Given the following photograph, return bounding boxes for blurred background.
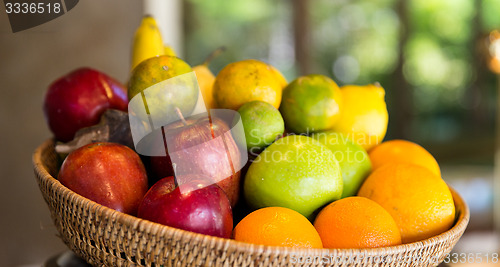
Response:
[1,0,499,266]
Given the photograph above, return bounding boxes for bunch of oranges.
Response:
[233,140,456,249]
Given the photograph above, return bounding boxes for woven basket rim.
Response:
[33,138,470,256]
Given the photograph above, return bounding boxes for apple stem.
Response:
[202,46,226,66]
[174,107,188,126]
[172,163,179,187]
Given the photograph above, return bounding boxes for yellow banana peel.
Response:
[131,16,165,71]
[163,45,177,57]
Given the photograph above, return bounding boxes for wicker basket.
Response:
[33,139,469,267]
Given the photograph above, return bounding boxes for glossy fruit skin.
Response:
[280,74,343,134]
[193,65,216,111]
[331,84,388,151]
[237,100,284,151]
[244,135,343,219]
[58,142,149,215]
[130,16,165,71]
[137,176,233,238]
[312,131,372,198]
[269,65,288,89]
[128,56,193,100]
[234,207,323,248]
[127,55,196,126]
[369,139,441,177]
[43,68,128,142]
[149,115,242,207]
[213,59,284,110]
[313,197,402,249]
[358,163,455,243]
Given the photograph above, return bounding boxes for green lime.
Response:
[280,74,342,134]
[237,101,284,151]
[312,131,372,198]
[244,135,343,219]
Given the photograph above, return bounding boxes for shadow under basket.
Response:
[33,139,470,267]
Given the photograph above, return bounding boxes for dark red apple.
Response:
[58,142,149,215]
[137,176,233,238]
[43,67,128,142]
[149,113,242,207]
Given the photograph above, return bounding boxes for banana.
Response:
[131,16,165,71]
[163,44,177,57]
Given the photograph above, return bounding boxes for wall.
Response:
[0,1,142,265]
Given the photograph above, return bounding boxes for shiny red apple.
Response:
[43,67,128,142]
[58,142,149,215]
[137,176,233,238]
[149,113,242,207]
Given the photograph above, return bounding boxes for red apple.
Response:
[149,112,242,207]
[58,142,149,215]
[137,176,233,238]
[43,68,128,142]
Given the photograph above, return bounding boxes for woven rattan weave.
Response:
[33,139,469,267]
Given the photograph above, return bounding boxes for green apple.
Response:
[312,131,371,198]
[244,135,343,219]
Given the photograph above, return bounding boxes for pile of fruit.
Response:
[42,16,456,250]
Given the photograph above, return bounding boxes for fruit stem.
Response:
[172,163,179,187]
[174,107,188,126]
[202,46,226,66]
[374,82,382,87]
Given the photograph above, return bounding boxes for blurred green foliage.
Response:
[184,0,278,74]
[185,0,500,159]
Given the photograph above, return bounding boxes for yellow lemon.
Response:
[193,64,216,110]
[192,47,226,111]
[332,83,388,150]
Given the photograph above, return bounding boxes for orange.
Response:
[368,139,441,177]
[127,55,196,127]
[128,55,193,101]
[313,197,401,249]
[213,59,284,110]
[233,207,323,248]
[358,163,455,243]
[269,64,288,89]
[280,74,343,134]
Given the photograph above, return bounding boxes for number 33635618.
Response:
[5,2,62,14]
